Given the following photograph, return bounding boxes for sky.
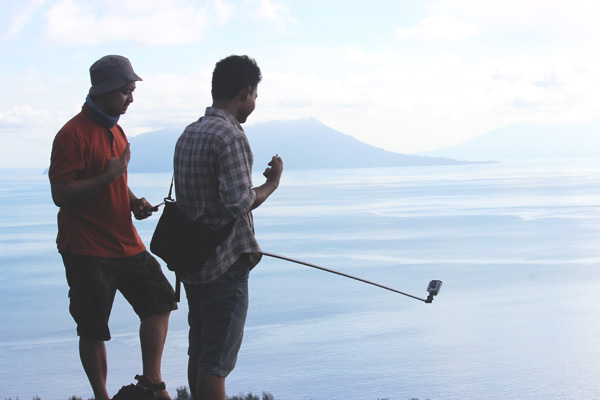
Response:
[1,0,600,168]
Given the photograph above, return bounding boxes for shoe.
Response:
[134,374,170,400]
[112,383,154,400]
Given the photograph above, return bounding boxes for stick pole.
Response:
[261,251,429,302]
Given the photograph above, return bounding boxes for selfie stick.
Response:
[261,251,442,303]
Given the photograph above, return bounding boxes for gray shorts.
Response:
[62,250,178,341]
[184,255,251,377]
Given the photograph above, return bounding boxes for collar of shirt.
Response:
[205,106,244,132]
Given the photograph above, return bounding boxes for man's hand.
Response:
[252,154,283,210]
[131,197,155,220]
[263,154,283,188]
[105,143,131,181]
[50,144,132,207]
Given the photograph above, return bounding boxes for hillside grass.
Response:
[4,386,428,400]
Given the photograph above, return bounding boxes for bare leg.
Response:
[188,357,226,400]
[79,337,110,400]
[139,311,171,399]
[196,372,226,400]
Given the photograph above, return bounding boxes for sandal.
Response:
[135,374,170,400]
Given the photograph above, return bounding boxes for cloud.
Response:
[41,0,296,46]
[126,70,213,135]
[250,0,295,33]
[3,0,600,167]
[44,0,214,45]
[0,105,58,168]
[1,0,47,39]
[395,15,478,42]
[431,0,600,45]
[0,105,49,128]
[248,35,600,153]
[211,0,233,26]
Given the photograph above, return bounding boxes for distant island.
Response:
[128,118,490,172]
[418,121,600,160]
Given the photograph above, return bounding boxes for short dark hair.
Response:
[211,55,262,100]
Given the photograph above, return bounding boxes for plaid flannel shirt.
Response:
[174,107,262,283]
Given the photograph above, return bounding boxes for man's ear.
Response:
[239,85,251,101]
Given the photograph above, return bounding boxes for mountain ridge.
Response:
[419,121,600,160]
[128,117,485,172]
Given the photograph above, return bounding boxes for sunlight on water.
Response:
[1,161,600,399]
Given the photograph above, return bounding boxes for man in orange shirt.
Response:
[49,55,177,400]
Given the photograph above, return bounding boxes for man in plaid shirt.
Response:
[174,55,283,400]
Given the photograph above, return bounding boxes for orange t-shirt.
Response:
[48,105,145,257]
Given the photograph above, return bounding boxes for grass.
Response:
[4,387,429,400]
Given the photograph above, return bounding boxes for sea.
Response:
[1,159,600,400]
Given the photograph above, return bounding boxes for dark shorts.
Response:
[62,250,177,341]
[184,255,251,378]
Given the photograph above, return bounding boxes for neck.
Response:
[85,95,120,128]
[212,100,242,122]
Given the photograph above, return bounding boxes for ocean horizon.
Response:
[2,159,600,400]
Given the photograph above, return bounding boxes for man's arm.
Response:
[128,186,155,220]
[252,155,283,210]
[50,143,131,207]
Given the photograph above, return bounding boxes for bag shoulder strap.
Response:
[166,174,175,202]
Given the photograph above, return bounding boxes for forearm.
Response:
[128,186,138,203]
[251,181,278,210]
[251,154,283,210]
[51,142,130,207]
[128,186,156,220]
[51,173,116,206]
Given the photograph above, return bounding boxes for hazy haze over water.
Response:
[1,160,600,399]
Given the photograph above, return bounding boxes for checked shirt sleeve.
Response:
[217,135,256,218]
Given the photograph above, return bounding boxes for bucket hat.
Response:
[88,55,142,96]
